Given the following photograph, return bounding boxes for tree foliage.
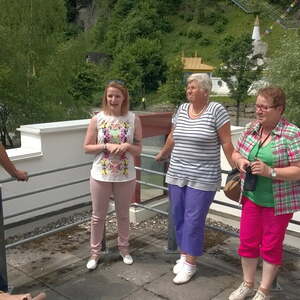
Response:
[0,0,92,134]
[266,32,300,126]
[157,56,186,107]
[109,38,166,107]
[217,34,263,125]
[93,0,173,107]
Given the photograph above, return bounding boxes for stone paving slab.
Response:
[108,256,170,287]
[122,288,164,300]
[5,216,300,300]
[145,263,236,300]
[50,269,137,300]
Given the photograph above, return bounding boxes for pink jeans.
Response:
[89,177,136,256]
[239,197,293,265]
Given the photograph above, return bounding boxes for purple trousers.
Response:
[169,184,215,256]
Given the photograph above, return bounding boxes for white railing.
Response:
[1,119,299,235]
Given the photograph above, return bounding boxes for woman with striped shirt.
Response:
[156,73,234,284]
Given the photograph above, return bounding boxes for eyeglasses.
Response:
[108,80,125,86]
[255,104,278,112]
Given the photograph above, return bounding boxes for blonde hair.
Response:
[101,81,129,116]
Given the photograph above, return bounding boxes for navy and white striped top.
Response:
[166,102,230,191]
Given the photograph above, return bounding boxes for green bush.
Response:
[199,38,211,46]
[214,22,225,34]
[205,12,218,26]
[186,26,203,39]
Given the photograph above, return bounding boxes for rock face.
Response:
[75,0,98,31]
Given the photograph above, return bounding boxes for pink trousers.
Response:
[239,197,293,265]
[89,177,136,256]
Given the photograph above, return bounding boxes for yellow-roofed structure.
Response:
[181,53,214,73]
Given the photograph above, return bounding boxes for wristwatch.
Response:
[270,168,277,178]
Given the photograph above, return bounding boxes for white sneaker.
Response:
[228,282,254,300]
[176,254,187,264]
[173,262,196,285]
[86,256,100,270]
[121,254,133,265]
[173,256,186,274]
[252,290,270,300]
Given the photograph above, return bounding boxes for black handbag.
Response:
[223,168,241,202]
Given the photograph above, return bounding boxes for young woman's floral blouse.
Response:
[90,111,136,182]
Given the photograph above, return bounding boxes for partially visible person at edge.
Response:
[0,291,46,300]
[228,86,300,300]
[0,144,28,181]
[84,80,142,270]
[0,147,46,299]
[155,73,234,285]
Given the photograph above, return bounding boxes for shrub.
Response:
[205,12,217,26]
[186,26,203,39]
[214,22,225,34]
[199,38,211,46]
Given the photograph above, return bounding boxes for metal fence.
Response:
[0,153,300,291]
[230,0,299,29]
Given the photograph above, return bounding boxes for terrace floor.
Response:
[5,214,300,300]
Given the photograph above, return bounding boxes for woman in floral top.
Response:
[84,81,142,270]
[229,87,300,300]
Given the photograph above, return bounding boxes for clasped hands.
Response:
[235,157,271,177]
[106,143,130,155]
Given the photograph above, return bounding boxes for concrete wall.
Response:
[1,120,299,235]
[1,120,93,227]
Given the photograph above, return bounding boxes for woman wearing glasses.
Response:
[156,73,234,284]
[229,87,300,300]
[84,81,142,270]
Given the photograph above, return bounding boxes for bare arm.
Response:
[83,115,142,157]
[155,128,175,162]
[0,291,46,300]
[232,149,250,173]
[83,116,105,154]
[218,122,235,168]
[0,145,28,181]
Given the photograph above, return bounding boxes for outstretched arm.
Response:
[0,291,46,300]
[0,145,28,181]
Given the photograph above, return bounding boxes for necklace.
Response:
[190,103,207,117]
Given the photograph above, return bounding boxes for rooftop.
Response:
[6,214,300,300]
[181,56,214,72]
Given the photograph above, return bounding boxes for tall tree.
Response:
[217,34,263,125]
[110,38,166,107]
[0,0,91,132]
[266,32,300,126]
[157,56,185,108]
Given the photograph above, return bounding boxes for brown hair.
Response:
[101,81,129,116]
[257,86,286,113]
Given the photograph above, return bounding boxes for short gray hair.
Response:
[187,73,212,94]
